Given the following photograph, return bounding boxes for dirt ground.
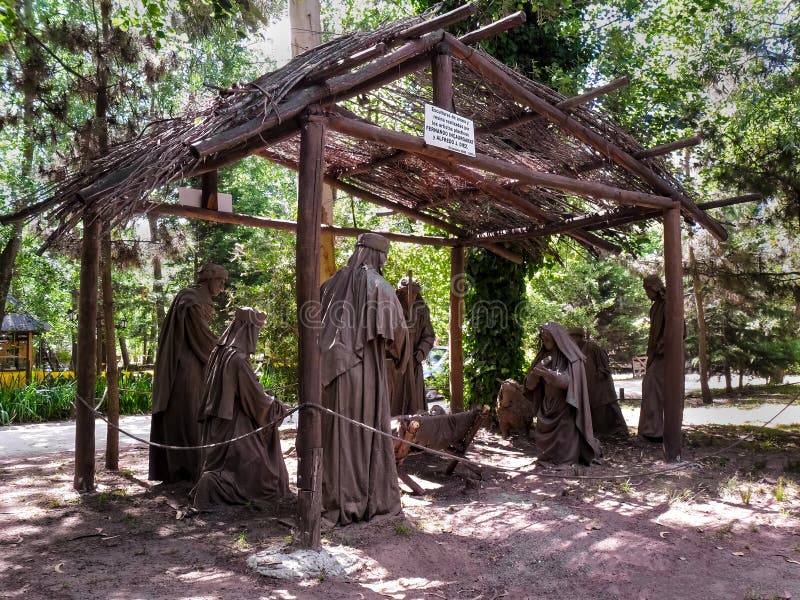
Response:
[1,403,800,599]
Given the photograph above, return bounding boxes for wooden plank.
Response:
[101,231,120,471]
[295,108,325,550]
[445,33,729,242]
[662,203,684,462]
[326,113,675,209]
[398,2,477,40]
[74,215,100,492]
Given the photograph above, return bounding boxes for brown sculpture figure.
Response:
[149,263,228,483]
[388,275,435,416]
[524,322,600,465]
[639,274,666,442]
[568,328,628,439]
[319,233,410,526]
[190,307,290,509]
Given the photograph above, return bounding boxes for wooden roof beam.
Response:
[422,156,620,254]
[444,33,728,242]
[341,75,630,178]
[142,202,458,246]
[468,193,764,243]
[254,148,523,264]
[573,134,702,174]
[326,112,676,209]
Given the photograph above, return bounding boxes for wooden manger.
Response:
[392,405,491,495]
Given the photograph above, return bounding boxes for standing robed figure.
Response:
[149,263,228,483]
[319,233,410,526]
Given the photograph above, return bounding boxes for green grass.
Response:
[0,372,154,425]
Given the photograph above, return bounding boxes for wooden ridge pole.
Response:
[295,107,325,550]
[663,203,684,462]
[444,33,728,242]
[574,135,702,174]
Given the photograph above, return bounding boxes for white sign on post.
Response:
[423,104,475,157]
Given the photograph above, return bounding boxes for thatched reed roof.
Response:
[3,3,726,259]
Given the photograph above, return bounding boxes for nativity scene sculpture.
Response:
[149,263,228,484]
[568,328,629,439]
[387,275,435,416]
[639,274,666,442]
[318,233,410,526]
[524,322,600,465]
[190,307,290,509]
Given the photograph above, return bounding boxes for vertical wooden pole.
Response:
[431,41,463,413]
[101,232,120,470]
[290,0,336,284]
[201,171,218,211]
[663,202,684,462]
[75,215,101,492]
[295,106,325,550]
[449,246,465,413]
[432,41,454,111]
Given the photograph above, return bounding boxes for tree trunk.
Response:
[0,0,36,328]
[101,232,120,470]
[119,336,130,370]
[724,362,733,394]
[688,243,712,404]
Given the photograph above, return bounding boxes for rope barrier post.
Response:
[295,105,326,550]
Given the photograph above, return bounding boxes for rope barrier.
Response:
[73,387,800,482]
[72,394,300,451]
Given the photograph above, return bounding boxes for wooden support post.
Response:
[432,41,454,111]
[663,203,684,462]
[201,171,218,210]
[295,107,325,550]
[449,246,465,413]
[74,215,100,492]
[101,231,120,471]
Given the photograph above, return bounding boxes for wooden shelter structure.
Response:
[0,296,52,385]
[2,4,733,548]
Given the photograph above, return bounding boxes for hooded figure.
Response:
[568,328,629,439]
[387,275,435,416]
[639,274,666,441]
[524,322,600,465]
[319,233,410,526]
[190,307,289,509]
[149,263,228,483]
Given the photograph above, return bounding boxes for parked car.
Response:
[423,345,448,380]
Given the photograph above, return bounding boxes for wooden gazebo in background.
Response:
[2,3,738,548]
[0,296,52,386]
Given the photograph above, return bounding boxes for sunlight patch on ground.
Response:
[361,576,450,599]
